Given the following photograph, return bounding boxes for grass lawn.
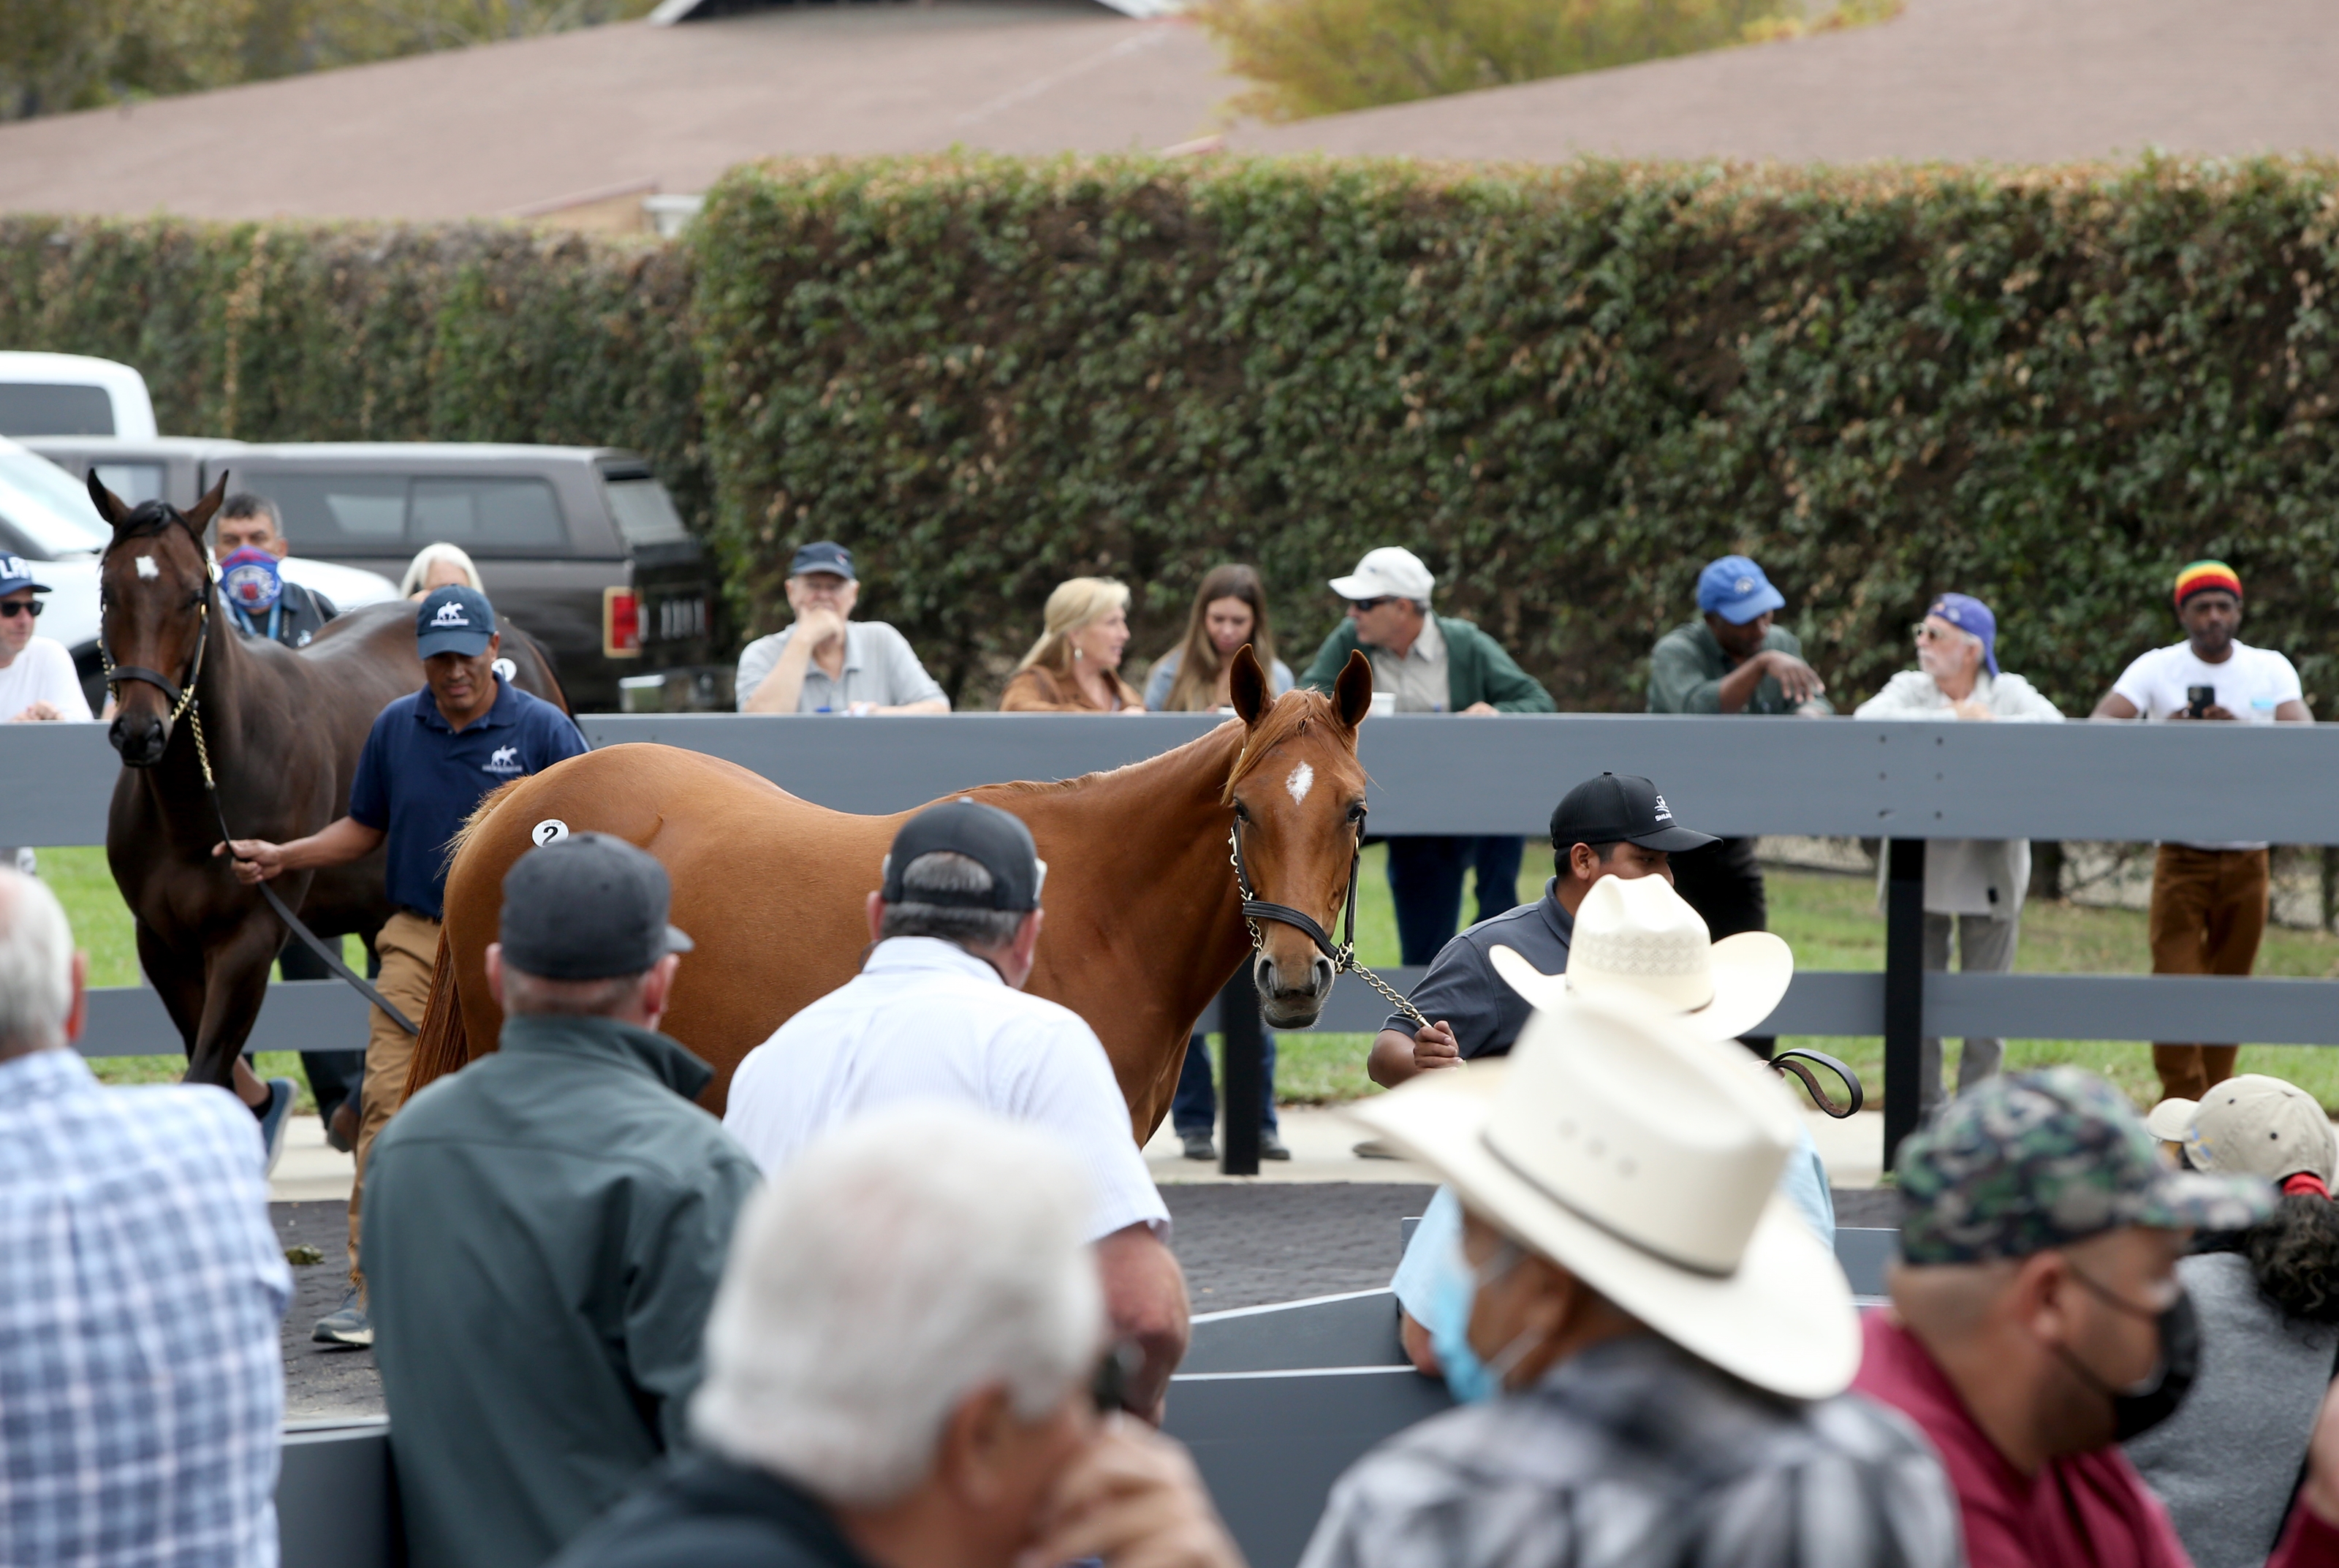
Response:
[44,838,2339,1116]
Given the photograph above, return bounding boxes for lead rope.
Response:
[1228,823,1430,1030]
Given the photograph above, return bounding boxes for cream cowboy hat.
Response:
[1488,874,1793,1042]
[1346,991,1858,1400]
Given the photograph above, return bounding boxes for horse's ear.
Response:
[1229,643,1270,728]
[1333,648,1374,731]
[182,471,229,538]
[86,469,131,529]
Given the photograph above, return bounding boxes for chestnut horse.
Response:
[92,473,566,1091]
[406,647,1376,1135]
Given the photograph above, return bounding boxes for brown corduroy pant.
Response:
[2147,844,2270,1103]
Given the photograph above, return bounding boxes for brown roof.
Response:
[0,1,1234,223]
[1229,0,2339,165]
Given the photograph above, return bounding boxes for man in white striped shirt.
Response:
[724,799,1186,1417]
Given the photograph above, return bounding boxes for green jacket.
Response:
[1646,621,1835,715]
[1299,615,1554,712]
[363,1012,762,1568]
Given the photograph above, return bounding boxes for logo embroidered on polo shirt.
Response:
[485,745,523,777]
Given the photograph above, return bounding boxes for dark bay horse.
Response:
[406,647,1377,1135]
[92,473,566,1091]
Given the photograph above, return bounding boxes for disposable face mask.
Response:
[1428,1234,1542,1404]
[2055,1268,2199,1442]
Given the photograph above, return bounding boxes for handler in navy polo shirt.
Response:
[1363,773,1714,1090]
[221,585,588,1347]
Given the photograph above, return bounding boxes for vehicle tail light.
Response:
[604,587,641,659]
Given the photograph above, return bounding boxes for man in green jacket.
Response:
[1645,554,1830,1056]
[363,833,760,1568]
[1301,547,1554,965]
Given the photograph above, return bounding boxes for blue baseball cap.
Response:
[415,585,496,659]
[789,540,855,581]
[1928,592,1999,678]
[0,555,52,596]
[1695,556,1785,625]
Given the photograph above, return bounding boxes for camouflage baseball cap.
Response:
[1899,1067,2275,1265]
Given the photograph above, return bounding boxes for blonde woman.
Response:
[401,542,485,601]
[998,577,1145,713]
[1145,564,1294,713]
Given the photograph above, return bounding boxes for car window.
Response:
[92,462,167,507]
[263,473,409,550]
[412,477,566,550]
[0,384,115,437]
[604,477,689,547]
[0,444,110,555]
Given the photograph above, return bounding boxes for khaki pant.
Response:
[2148,844,2270,1103]
[348,910,439,1289]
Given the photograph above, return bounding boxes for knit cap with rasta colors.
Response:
[2175,560,2243,609]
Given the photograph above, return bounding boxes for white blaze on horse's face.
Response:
[135,555,159,580]
[1284,761,1314,807]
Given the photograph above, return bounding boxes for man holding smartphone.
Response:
[2092,560,2312,1102]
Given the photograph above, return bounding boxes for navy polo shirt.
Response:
[1385,879,1574,1059]
[348,676,588,921]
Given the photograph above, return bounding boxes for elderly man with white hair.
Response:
[1855,591,2062,1110]
[0,866,291,1568]
[552,1105,1245,1568]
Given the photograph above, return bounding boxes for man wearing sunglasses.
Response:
[0,556,91,727]
[1300,548,1554,971]
[1855,593,2062,1112]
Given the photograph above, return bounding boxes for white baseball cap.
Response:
[2147,1075,2337,1186]
[1329,546,1433,603]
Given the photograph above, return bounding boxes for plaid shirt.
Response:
[0,1050,292,1568]
[1300,1333,1962,1568]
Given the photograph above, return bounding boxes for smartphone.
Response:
[2186,684,2215,718]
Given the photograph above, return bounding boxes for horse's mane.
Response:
[105,504,197,547]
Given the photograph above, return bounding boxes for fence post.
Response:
[1884,839,1927,1170]
[1219,964,1265,1177]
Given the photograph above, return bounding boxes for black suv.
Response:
[24,439,719,712]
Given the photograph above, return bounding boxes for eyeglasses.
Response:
[1347,596,1396,614]
[1911,621,1970,645]
[0,599,42,620]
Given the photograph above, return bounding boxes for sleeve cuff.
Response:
[2272,1500,2339,1568]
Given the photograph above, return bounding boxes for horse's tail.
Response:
[403,925,471,1100]
[406,776,529,1099]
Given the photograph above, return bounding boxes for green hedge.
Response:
[0,217,711,542]
[12,156,2339,717]
[691,154,2339,711]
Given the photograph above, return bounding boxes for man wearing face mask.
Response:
[1856,1067,2339,1567]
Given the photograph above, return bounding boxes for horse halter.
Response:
[1228,814,1429,1029]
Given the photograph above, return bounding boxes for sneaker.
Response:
[1180,1131,1216,1162]
[257,1078,297,1177]
[1259,1129,1292,1162]
[313,1288,373,1349]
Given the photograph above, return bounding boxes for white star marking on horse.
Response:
[1286,761,1314,806]
[135,556,159,580]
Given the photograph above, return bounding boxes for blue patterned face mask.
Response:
[1429,1232,1536,1404]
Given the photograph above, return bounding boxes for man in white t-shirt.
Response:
[0,556,93,726]
[723,798,1187,1417]
[2092,559,2311,1102]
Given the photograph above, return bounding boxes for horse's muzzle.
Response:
[1254,950,1335,1028]
[110,712,168,768]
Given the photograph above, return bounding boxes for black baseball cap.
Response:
[499,832,694,980]
[1550,773,1716,854]
[415,585,496,659]
[881,799,1043,912]
[789,540,855,581]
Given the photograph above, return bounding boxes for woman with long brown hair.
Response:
[1142,564,1293,713]
[998,577,1145,713]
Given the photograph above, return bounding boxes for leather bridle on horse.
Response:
[1227,812,1429,1029]
[100,550,420,1035]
